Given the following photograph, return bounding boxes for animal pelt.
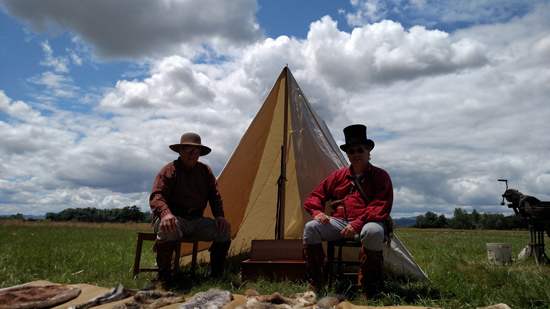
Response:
[478,305,511,309]
[315,295,345,309]
[70,285,185,309]
[70,284,138,309]
[0,284,81,309]
[236,289,342,309]
[178,288,233,309]
[114,289,186,309]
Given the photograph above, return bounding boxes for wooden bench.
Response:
[132,232,199,278]
[241,239,306,282]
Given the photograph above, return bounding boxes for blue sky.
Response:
[1,0,549,219]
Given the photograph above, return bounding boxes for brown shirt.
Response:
[149,158,224,223]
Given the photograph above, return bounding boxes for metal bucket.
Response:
[486,243,512,265]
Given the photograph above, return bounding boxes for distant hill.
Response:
[24,214,46,220]
[393,217,416,228]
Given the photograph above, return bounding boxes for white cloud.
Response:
[0,1,549,219]
[346,0,541,30]
[40,40,69,73]
[0,0,262,61]
[70,52,82,66]
[99,56,217,113]
[0,91,40,121]
[27,71,78,99]
[302,18,488,90]
[533,34,550,61]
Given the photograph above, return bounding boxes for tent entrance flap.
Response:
[275,146,286,240]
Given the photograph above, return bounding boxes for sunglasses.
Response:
[182,147,201,154]
[347,147,365,155]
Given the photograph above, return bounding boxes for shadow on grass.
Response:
[330,274,441,306]
[159,252,440,307]
[163,252,254,294]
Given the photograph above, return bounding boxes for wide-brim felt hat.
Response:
[339,124,375,151]
[169,132,211,156]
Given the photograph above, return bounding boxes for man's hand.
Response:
[215,217,231,232]
[313,213,330,226]
[160,212,179,233]
[340,224,357,239]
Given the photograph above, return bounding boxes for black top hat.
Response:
[339,124,375,151]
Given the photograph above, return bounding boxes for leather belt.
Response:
[181,208,202,221]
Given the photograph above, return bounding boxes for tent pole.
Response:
[275,146,285,240]
[276,67,290,240]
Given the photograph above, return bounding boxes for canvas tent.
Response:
[182,67,428,281]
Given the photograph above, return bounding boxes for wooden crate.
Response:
[241,239,306,282]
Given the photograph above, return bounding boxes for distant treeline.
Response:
[43,206,153,223]
[2,206,527,230]
[412,208,527,230]
[1,214,27,220]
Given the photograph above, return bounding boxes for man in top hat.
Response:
[150,132,231,287]
[302,124,393,298]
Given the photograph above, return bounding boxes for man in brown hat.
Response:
[149,132,231,287]
[302,124,393,298]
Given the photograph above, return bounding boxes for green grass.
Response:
[1,221,549,308]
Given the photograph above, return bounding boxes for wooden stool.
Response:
[326,238,362,288]
[132,232,199,278]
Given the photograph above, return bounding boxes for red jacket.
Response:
[303,163,393,232]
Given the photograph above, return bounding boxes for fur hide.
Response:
[70,284,137,309]
[236,290,343,309]
[114,290,186,309]
[0,284,81,309]
[178,288,234,309]
[315,295,345,309]
[478,305,511,309]
[70,285,185,309]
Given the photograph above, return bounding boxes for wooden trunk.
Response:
[241,239,306,282]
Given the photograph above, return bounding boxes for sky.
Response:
[1,0,549,219]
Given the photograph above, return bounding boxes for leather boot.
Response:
[358,247,384,299]
[209,241,231,278]
[302,243,326,292]
[154,240,177,290]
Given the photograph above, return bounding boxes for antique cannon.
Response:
[499,179,550,265]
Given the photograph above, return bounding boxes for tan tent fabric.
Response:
[178,67,428,281]
[179,68,290,259]
[179,67,345,261]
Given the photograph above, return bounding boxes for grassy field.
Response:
[1,220,549,308]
